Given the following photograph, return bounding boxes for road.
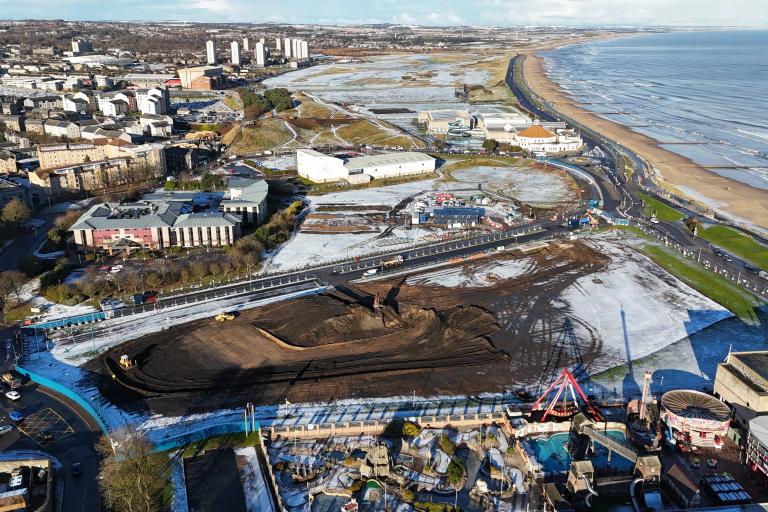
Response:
[51,220,567,346]
[0,214,55,271]
[504,54,768,299]
[1,328,101,512]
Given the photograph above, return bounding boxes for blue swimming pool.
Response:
[527,430,635,474]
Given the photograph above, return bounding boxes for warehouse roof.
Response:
[345,152,434,170]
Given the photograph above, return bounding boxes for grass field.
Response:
[222,93,242,112]
[698,225,768,270]
[223,119,293,154]
[336,119,422,148]
[638,192,685,222]
[299,172,437,195]
[641,244,761,322]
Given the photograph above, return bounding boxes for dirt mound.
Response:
[101,291,505,410]
[97,241,617,415]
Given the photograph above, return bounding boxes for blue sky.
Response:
[2,0,767,27]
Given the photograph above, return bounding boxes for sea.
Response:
[541,30,768,191]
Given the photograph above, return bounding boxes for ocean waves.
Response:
[542,30,768,190]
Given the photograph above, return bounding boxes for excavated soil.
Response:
[98,241,611,415]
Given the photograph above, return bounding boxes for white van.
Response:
[362,269,379,279]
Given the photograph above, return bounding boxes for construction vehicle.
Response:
[215,312,236,322]
[2,372,21,390]
[118,355,135,370]
[382,255,404,268]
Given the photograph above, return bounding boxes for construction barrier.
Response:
[14,365,109,434]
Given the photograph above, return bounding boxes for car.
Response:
[8,411,23,422]
[362,269,379,279]
[72,462,82,477]
[0,424,13,436]
[5,391,20,401]
[40,432,54,445]
[723,255,734,262]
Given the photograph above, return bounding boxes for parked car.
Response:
[72,462,82,477]
[0,424,13,436]
[8,411,24,422]
[5,391,20,401]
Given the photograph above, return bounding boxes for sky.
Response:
[2,0,767,27]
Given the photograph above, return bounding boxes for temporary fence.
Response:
[14,365,109,434]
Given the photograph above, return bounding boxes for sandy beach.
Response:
[522,52,768,229]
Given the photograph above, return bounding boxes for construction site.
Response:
[96,234,731,419]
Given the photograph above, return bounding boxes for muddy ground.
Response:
[96,242,611,415]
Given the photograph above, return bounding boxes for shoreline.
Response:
[521,48,768,230]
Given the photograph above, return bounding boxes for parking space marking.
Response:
[16,407,74,446]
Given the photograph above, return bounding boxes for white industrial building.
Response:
[206,40,217,65]
[297,149,435,184]
[230,41,241,66]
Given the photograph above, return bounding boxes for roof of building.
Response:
[345,151,435,170]
[221,178,268,207]
[666,464,699,498]
[731,352,768,384]
[70,201,239,231]
[749,415,768,447]
[45,119,75,128]
[0,177,21,189]
[517,124,556,139]
[425,109,470,121]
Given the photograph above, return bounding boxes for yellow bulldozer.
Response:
[215,312,236,322]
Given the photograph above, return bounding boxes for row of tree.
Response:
[238,87,293,120]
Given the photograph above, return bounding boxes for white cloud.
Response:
[425,11,464,25]
[392,13,416,24]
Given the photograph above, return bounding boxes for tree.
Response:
[47,227,65,245]
[402,422,420,437]
[190,260,208,281]
[685,216,702,236]
[2,198,30,225]
[97,428,166,512]
[446,457,465,486]
[0,270,27,303]
[482,139,499,151]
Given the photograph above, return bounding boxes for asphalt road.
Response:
[0,215,55,271]
[0,362,101,512]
